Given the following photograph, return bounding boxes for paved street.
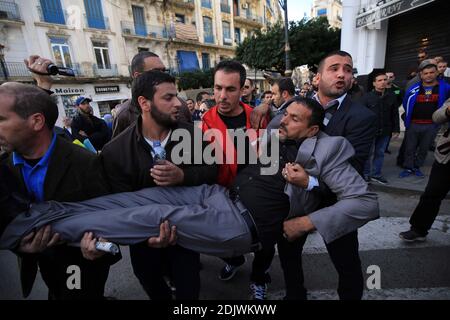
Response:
[1,138,449,300]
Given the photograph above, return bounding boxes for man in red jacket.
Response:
[201,60,269,294]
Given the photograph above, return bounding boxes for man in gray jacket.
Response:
[1,97,379,297]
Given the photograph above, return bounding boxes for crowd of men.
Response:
[0,48,449,301]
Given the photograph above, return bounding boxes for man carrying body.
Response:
[251,50,377,299]
[0,82,117,299]
[100,71,217,300]
[1,98,379,300]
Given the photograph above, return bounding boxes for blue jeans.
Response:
[364,135,391,177]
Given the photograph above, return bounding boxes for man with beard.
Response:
[99,71,217,300]
[250,50,376,299]
[71,97,110,151]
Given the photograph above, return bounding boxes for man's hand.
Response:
[80,232,106,260]
[283,163,309,189]
[18,226,61,254]
[24,55,53,90]
[150,160,184,186]
[78,130,88,137]
[147,221,177,248]
[250,102,270,129]
[283,216,316,242]
[392,132,400,139]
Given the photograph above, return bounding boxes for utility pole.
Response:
[278,0,291,76]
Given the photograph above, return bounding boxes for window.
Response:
[177,51,200,72]
[203,16,214,43]
[93,41,111,69]
[40,0,65,24]
[132,5,147,36]
[222,21,231,45]
[234,28,241,44]
[175,14,185,24]
[220,0,230,13]
[84,0,106,29]
[50,37,72,68]
[202,53,210,71]
[201,0,212,9]
[317,8,327,16]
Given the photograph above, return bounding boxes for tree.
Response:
[236,17,341,73]
[177,69,213,90]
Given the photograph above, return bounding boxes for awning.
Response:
[177,50,200,73]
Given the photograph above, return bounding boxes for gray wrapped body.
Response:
[0,184,253,258]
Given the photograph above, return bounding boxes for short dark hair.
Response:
[131,70,176,114]
[372,71,387,81]
[284,96,325,129]
[261,90,272,99]
[196,91,209,103]
[274,77,296,97]
[318,50,353,73]
[131,51,159,74]
[186,98,195,104]
[0,83,58,130]
[214,60,247,88]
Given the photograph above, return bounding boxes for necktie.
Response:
[323,101,339,127]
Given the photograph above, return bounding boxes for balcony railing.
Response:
[85,14,109,30]
[223,37,232,46]
[93,64,118,77]
[0,61,30,79]
[201,0,212,9]
[247,12,263,24]
[0,1,22,21]
[171,0,195,9]
[204,35,215,44]
[121,21,168,39]
[37,5,66,25]
[220,3,231,14]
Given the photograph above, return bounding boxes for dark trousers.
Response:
[403,124,436,169]
[251,231,363,300]
[130,242,200,300]
[38,245,111,300]
[410,160,450,235]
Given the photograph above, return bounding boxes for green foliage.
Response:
[236,17,341,72]
[177,69,213,90]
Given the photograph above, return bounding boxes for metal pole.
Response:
[279,0,291,76]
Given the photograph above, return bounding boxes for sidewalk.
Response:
[368,133,450,199]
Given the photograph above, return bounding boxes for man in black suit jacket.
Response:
[250,51,376,300]
[0,82,118,299]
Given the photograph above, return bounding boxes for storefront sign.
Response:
[356,0,435,28]
[95,86,120,94]
[54,87,85,95]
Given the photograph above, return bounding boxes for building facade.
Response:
[311,0,342,29]
[0,0,282,126]
[341,0,449,87]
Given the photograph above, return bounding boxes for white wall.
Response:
[340,0,388,75]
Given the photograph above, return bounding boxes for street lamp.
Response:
[0,44,8,81]
[278,0,291,76]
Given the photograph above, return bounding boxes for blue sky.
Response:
[286,0,313,22]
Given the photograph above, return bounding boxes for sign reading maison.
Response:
[356,0,435,28]
[95,86,120,94]
[54,88,85,95]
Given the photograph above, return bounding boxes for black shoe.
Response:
[399,229,427,242]
[218,257,246,281]
[371,176,388,185]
